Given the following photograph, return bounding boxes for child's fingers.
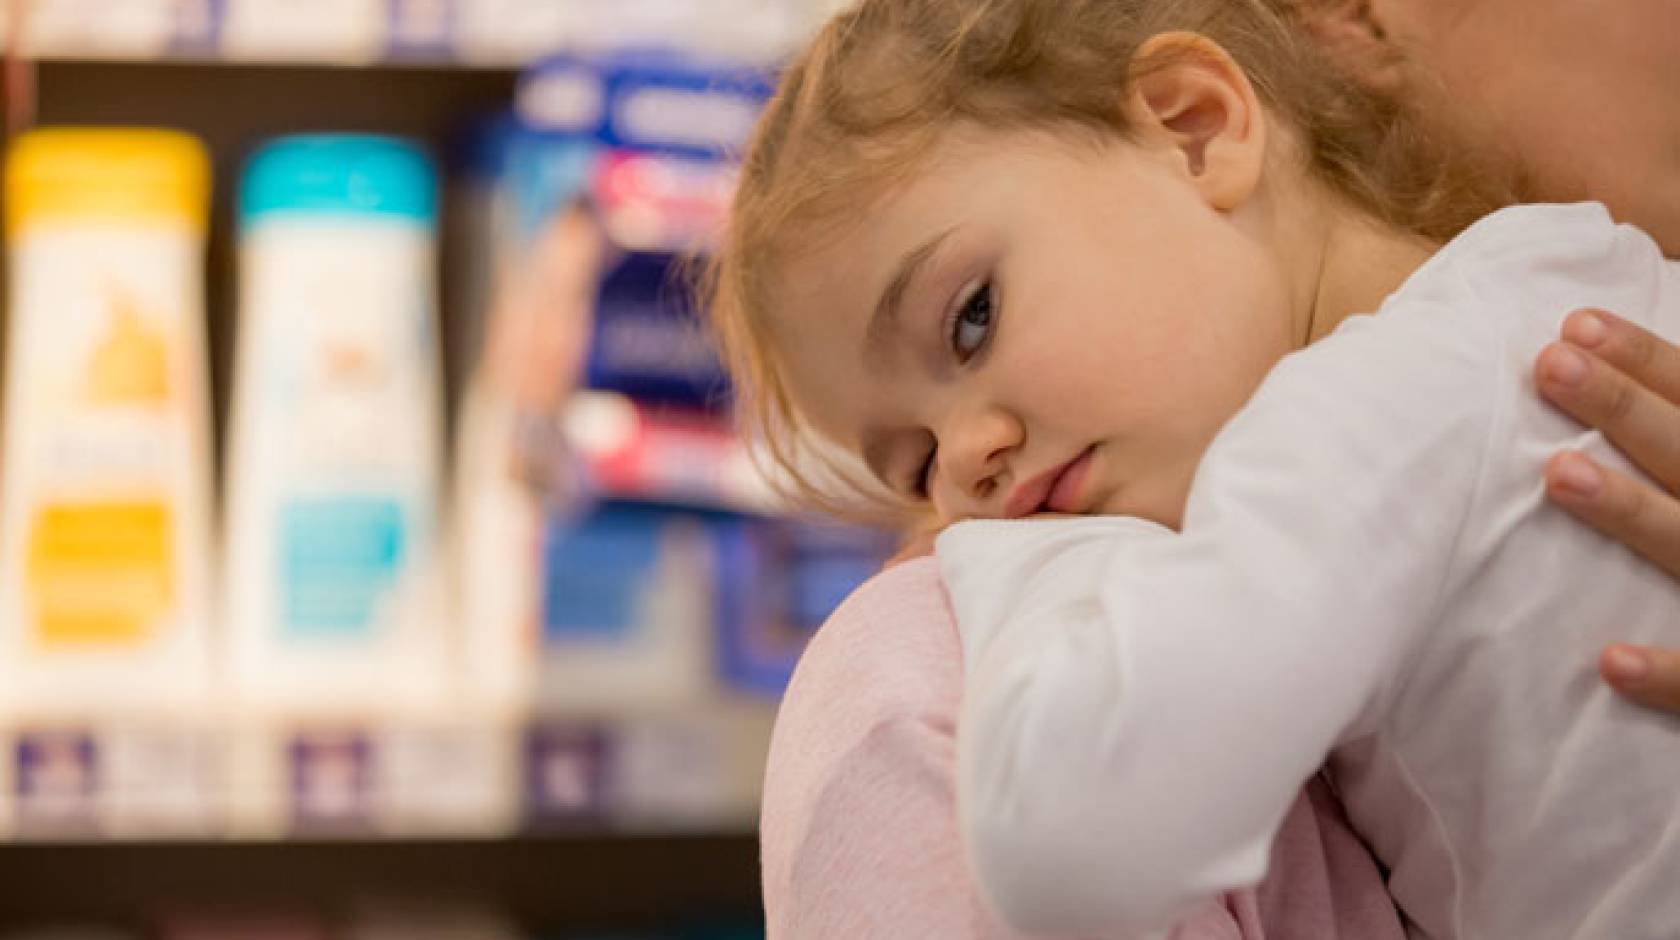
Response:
[1545,451,1680,580]
[1601,643,1680,715]
[1560,308,1680,407]
[1537,342,1680,493]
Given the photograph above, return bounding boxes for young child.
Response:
[708,0,1680,938]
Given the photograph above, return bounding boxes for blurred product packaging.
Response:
[224,134,447,717]
[221,134,470,837]
[0,129,217,777]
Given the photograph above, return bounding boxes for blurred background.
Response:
[0,1,874,937]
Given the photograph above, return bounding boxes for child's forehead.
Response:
[752,126,1096,340]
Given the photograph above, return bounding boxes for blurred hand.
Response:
[1536,308,1680,712]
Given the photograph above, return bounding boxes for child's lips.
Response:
[1004,446,1096,518]
[1003,466,1059,519]
[1046,446,1097,514]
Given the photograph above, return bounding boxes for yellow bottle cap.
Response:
[5,127,210,234]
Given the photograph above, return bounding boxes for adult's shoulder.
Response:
[779,555,963,734]
[1385,202,1670,333]
[1243,203,1663,444]
[758,556,985,937]
[765,556,962,798]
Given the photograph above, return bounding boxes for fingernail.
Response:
[1542,345,1589,387]
[1564,311,1608,348]
[1551,453,1602,497]
[1605,645,1652,683]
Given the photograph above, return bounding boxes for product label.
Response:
[524,723,609,824]
[616,716,733,823]
[376,724,506,832]
[6,225,204,651]
[14,729,99,833]
[245,219,436,480]
[280,497,406,636]
[102,726,220,834]
[26,501,175,645]
[386,0,453,58]
[288,729,373,831]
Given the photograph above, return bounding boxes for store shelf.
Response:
[0,12,839,934]
[0,703,773,844]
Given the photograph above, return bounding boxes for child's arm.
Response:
[763,559,1402,940]
[938,300,1503,938]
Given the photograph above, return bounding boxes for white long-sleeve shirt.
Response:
[938,203,1680,940]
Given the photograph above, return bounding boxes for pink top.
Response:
[760,556,1404,939]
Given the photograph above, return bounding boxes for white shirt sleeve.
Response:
[938,299,1505,938]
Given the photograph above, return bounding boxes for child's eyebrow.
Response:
[865,226,956,370]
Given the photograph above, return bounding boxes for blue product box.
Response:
[535,500,724,712]
[539,501,694,641]
[545,48,772,409]
[503,127,600,244]
[585,250,728,407]
[714,519,895,697]
[526,45,779,201]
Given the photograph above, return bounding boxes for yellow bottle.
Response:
[0,128,215,716]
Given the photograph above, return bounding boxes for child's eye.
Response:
[948,280,996,362]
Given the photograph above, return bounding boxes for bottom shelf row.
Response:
[0,907,763,940]
[0,833,765,934]
[0,702,776,842]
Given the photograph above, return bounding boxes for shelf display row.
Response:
[0,700,775,842]
[0,0,831,67]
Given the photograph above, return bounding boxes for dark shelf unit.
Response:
[0,832,761,930]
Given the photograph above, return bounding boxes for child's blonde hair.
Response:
[707,0,1506,524]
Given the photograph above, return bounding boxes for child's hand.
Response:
[1535,308,1680,712]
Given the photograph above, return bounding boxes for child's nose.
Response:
[937,409,1021,517]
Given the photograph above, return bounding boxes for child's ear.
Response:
[1126,32,1267,212]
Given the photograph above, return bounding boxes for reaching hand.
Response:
[1536,308,1680,712]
